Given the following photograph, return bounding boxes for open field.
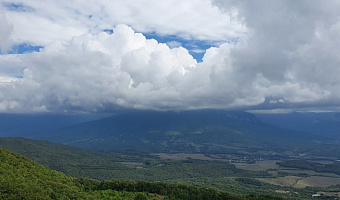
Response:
[235,160,279,171]
[234,163,264,171]
[153,153,216,161]
[258,176,340,188]
[297,176,340,188]
[278,169,340,178]
[278,169,319,176]
[253,159,340,188]
[257,176,301,187]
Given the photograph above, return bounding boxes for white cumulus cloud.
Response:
[1,0,340,113]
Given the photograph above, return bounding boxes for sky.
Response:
[0,0,340,113]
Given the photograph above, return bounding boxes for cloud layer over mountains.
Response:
[0,0,340,113]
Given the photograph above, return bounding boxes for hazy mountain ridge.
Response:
[256,112,340,141]
[1,110,339,156]
[36,110,312,153]
[0,113,109,137]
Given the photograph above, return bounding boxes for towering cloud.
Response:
[0,25,196,112]
[0,1,340,113]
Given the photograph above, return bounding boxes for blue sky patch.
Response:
[144,33,214,62]
[104,29,209,62]
[2,2,35,12]
[5,44,43,55]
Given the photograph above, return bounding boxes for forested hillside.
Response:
[0,147,284,200]
[0,147,87,199]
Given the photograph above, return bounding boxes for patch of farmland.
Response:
[296,176,340,188]
[257,176,301,187]
[234,163,265,171]
[235,160,279,171]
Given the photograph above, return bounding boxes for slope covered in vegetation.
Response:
[0,147,285,200]
[0,147,161,199]
[0,147,87,199]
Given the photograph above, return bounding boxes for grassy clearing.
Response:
[153,153,215,161]
[278,169,318,175]
[256,160,280,169]
[298,176,340,187]
[258,175,340,188]
[257,176,302,187]
[235,160,279,171]
[234,163,264,171]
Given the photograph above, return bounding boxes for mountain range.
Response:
[1,110,340,157]
[31,110,327,156]
[255,112,340,141]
